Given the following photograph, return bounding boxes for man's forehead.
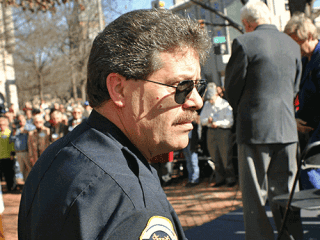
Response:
[161,46,198,58]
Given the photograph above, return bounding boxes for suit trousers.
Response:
[238,143,303,240]
[207,128,235,184]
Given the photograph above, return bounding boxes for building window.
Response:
[285,4,289,11]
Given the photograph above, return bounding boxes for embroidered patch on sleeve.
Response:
[140,216,178,240]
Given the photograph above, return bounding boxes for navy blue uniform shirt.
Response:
[18,110,186,240]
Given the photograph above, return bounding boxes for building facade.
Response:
[170,0,291,87]
[0,2,19,112]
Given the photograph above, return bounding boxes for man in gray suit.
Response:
[225,2,303,239]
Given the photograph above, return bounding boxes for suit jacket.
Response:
[225,24,301,144]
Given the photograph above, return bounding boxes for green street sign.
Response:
[213,36,226,44]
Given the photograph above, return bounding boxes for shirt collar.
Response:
[254,24,278,32]
[87,109,149,165]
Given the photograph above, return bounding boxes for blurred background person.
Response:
[28,114,50,166]
[10,112,35,181]
[59,104,69,125]
[200,82,236,188]
[82,101,92,119]
[68,104,85,132]
[24,108,33,125]
[0,183,5,239]
[43,108,51,123]
[4,112,14,131]
[53,103,60,111]
[48,109,68,143]
[182,116,200,187]
[216,86,226,99]
[8,103,16,117]
[0,115,16,192]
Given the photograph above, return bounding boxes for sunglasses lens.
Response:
[175,81,194,104]
[196,80,207,97]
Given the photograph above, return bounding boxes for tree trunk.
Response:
[71,65,78,100]
[81,79,86,102]
[39,73,43,104]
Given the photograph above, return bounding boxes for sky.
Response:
[130,0,173,11]
[315,0,320,8]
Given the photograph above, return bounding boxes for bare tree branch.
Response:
[190,0,244,34]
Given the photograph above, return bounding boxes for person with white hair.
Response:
[284,13,320,149]
[284,13,320,190]
[67,104,85,132]
[9,112,35,181]
[27,114,50,166]
[225,1,303,239]
[200,82,236,188]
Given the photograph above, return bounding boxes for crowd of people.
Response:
[0,100,92,191]
[0,1,318,240]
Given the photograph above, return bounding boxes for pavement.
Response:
[1,175,320,240]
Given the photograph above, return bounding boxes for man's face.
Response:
[72,109,82,120]
[18,115,26,127]
[0,117,9,132]
[5,112,13,122]
[122,48,203,158]
[34,117,44,129]
[51,113,61,126]
[26,110,32,119]
[60,105,65,113]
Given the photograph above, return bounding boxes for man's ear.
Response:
[106,73,126,108]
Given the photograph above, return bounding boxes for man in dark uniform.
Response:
[18,9,211,240]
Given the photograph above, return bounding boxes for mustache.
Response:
[172,111,198,125]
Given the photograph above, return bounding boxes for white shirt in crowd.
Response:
[200,96,234,129]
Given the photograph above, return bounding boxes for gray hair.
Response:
[284,12,318,41]
[240,1,271,24]
[205,82,217,100]
[87,9,211,108]
[16,110,25,118]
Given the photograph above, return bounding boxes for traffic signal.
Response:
[214,45,221,55]
[151,0,159,8]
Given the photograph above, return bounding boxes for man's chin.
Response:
[168,136,190,151]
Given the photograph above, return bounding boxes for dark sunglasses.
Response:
[140,79,207,104]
